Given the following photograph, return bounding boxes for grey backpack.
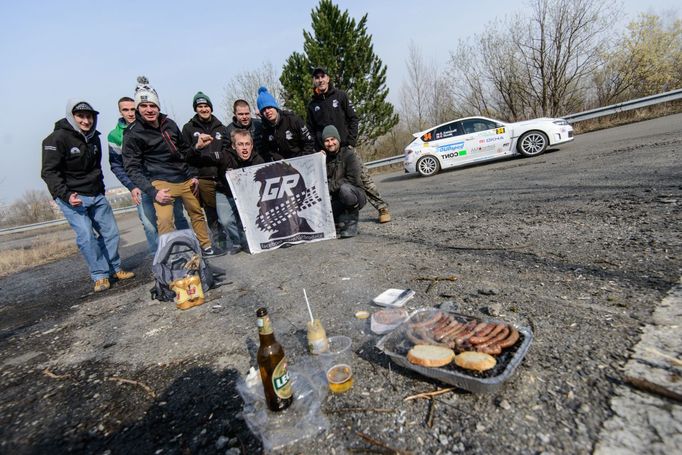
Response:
[151,230,215,301]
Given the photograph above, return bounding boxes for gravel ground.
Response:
[1,114,680,454]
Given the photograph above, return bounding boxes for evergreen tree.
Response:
[280,0,398,147]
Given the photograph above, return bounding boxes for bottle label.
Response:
[272,357,293,399]
[258,315,273,335]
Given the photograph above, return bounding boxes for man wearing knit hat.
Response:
[257,86,315,161]
[306,66,392,224]
[108,96,189,256]
[182,92,239,254]
[322,124,366,238]
[123,77,225,257]
[42,99,135,292]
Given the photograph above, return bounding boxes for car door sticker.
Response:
[437,141,465,153]
[496,127,505,134]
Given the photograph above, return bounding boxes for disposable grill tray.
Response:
[376,308,533,393]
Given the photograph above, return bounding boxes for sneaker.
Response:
[378,208,392,223]
[202,246,226,257]
[113,270,135,280]
[94,278,110,292]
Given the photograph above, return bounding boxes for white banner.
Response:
[226,153,336,254]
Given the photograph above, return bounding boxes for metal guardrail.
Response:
[562,88,682,123]
[4,88,680,236]
[0,206,137,235]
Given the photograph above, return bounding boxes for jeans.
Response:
[56,194,122,281]
[332,183,366,219]
[139,193,189,255]
[215,192,244,247]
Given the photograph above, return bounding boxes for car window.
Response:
[461,119,498,134]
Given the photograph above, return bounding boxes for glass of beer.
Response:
[320,335,353,393]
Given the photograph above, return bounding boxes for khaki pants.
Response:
[197,178,225,244]
[152,179,210,248]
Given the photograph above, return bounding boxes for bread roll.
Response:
[454,351,497,372]
[407,344,455,367]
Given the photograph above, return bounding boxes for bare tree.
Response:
[447,0,617,120]
[399,42,458,132]
[222,62,284,121]
[1,189,57,227]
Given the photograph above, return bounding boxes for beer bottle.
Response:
[256,307,293,411]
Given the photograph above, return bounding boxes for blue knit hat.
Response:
[256,86,279,111]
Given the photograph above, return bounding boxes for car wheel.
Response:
[517,131,548,157]
[416,156,440,176]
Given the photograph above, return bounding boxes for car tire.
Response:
[517,131,548,157]
[416,155,440,177]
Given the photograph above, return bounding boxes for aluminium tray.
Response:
[376,308,533,393]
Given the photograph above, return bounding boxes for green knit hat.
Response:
[193,91,212,111]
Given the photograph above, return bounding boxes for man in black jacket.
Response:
[307,66,392,224]
[123,77,224,257]
[322,125,366,238]
[182,92,234,252]
[41,100,135,292]
[256,86,315,161]
[226,99,265,156]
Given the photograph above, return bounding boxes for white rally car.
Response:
[404,116,574,176]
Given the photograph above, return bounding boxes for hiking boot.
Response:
[340,209,360,238]
[113,270,135,280]
[378,208,392,223]
[202,245,226,258]
[94,278,110,292]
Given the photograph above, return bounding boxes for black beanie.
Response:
[193,91,213,111]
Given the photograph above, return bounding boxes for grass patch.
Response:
[0,234,77,278]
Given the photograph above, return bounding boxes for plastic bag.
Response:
[236,360,329,451]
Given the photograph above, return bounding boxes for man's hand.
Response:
[131,188,142,205]
[190,178,199,196]
[319,149,326,156]
[69,192,82,207]
[196,133,213,149]
[155,188,172,205]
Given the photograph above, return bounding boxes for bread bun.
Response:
[454,351,497,372]
[407,344,455,367]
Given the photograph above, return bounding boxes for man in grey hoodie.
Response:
[41,100,135,292]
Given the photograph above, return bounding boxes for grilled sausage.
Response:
[470,323,506,345]
[498,327,519,348]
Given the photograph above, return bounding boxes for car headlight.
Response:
[553,119,569,126]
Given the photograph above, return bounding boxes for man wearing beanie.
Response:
[108,96,189,256]
[322,124,366,238]
[42,99,135,292]
[182,92,239,254]
[123,77,225,257]
[257,86,315,161]
[306,66,392,224]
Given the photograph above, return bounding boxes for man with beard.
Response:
[42,100,135,292]
[182,92,235,253]
[256,86,315,161]
[123,77,224,257]
[306,66,392,224]
[321,125,366,238]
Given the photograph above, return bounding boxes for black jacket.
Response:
[226,116,265,156]
[326,146,364,195]
[181,114,230,180]
[123,112,196,199]
[211,149,266,197]
[41,118,104,201]
[261,109,315,161]
[307,85,359,149]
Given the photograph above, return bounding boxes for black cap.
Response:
[312,66,328,76]
[72,102,99,115]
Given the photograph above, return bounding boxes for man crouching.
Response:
[322,125,366,238]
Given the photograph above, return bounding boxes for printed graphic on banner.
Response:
[226,153,336,253]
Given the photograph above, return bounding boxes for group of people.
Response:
[41,67,392,292]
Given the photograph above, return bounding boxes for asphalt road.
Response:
[0,114,680,454]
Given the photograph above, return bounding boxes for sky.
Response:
[0,0,678,206]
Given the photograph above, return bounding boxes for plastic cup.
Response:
[319,335,353,393]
